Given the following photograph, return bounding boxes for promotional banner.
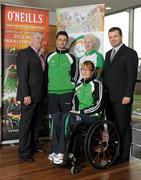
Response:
[1,5,49,141]
[56,4,104,59]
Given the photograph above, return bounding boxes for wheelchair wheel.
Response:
[84,120,120,169]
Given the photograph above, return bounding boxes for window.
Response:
[105,10,141,118]
[132,7,141,118]
[134,7,141,58]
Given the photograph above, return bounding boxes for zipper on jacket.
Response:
[58,51,61,67]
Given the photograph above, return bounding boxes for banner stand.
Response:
[0,4,49,144]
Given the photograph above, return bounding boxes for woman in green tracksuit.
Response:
[48,61,103,165]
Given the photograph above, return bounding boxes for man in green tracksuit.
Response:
[46,31,78,114]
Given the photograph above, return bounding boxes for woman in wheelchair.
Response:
[48,61,103,165]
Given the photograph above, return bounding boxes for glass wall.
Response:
[105,7,141,160]
[105,9,141,119]
[133,7,141,118]
[134,7,141,58]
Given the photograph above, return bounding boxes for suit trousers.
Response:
[51,112,94,154]
[106,100,132,160]
[47,92,74,114]
[19,102,43,158]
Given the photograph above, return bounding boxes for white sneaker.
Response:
[48,152,58,161]
[53,153,64,165]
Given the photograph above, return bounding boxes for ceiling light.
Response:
[105,7,111,10]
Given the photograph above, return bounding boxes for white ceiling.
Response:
[0,0,141,14]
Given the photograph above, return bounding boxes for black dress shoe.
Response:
[19,156,34,163]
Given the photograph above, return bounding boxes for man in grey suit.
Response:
[16,32,47,163]
[104,27,138,164]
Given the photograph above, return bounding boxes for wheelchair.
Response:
[61,115,120,174]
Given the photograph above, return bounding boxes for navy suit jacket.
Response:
[16,46,47,102]
[104,44,138,102]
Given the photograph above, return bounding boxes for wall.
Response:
[48,11,56,52]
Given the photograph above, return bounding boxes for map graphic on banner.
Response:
[1,5,49,141]
[56,4,104,59]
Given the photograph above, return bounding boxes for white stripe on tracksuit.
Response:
[84,79,103,114]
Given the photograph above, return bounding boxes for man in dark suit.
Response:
[104,27,138,164]
[16,32,47,163]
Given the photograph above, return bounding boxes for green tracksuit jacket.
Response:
[72,78,103,115]
[47,48,78,94]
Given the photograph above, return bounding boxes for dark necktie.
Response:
[110,48,116,62]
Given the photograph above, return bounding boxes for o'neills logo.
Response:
[7,11,43,24]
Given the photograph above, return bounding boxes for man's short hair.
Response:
[56,31,69,40]
[108,27,122,36]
